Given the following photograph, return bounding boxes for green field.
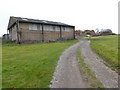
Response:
[90,35,118,71]
[2,40,77,88]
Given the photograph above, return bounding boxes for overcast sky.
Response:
[0,0,119,36]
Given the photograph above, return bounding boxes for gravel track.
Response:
[50,39,118,88]
[79,39,118,88]
[50,41,88,88]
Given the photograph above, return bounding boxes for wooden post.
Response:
[7,29,9,39]
[73,26,75,39]
[60,26,62,38]
[10,28,12,40]
[16,20,20,44]
[42,24,44,42]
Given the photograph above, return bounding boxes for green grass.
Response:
[2,40,78,88]
[2,39,17,46]
[77,49,104,88]
[90,35,118,71]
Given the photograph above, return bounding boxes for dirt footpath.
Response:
[50,39,118,88]
[50,41,88,88]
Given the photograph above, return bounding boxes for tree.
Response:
[100,29,112,35]
[95,28,100,34]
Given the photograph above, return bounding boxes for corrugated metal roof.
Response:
[8,16,74,29]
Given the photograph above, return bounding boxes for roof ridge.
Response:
[10,16,68,24]
[8,16,74,29]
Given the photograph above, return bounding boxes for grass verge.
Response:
[77,49,104,88]
[2,40,78,88]
[90,35,118,72]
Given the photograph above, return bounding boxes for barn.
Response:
[7,16,75,43]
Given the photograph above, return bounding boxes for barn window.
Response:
[55,26,60,31]
[63,27,71,32]
[63,27,66,31]
[29,24,37,30]
[53,26,56,31]
[37,24,41,30]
